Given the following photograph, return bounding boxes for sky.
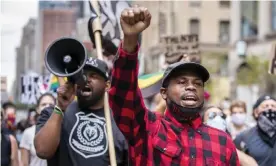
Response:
[1,0,38,94]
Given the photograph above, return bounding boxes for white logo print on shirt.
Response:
[69,112,108,158]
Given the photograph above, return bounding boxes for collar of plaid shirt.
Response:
[108,43,240,166]
[164,109,202,129]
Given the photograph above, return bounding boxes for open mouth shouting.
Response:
[80,86,92,97]
[181,94,198,107]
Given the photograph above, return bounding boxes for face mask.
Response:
[206,115,227,132]
[16,133,23,142]
[231,113,247,126]
[257,109,276,138]
[7,114,15,126]
[168,100,204,121]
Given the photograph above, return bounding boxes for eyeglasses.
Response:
[208,112,226,120]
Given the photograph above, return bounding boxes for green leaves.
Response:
[236,55,266,85]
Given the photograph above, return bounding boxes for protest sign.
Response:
[20,74,50,105]
[160,34,200,64]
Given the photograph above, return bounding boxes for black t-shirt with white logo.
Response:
[36,101,128,166]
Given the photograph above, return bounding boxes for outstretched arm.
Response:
[109,6,153,144]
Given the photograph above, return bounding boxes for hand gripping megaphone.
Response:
[45,37,88,88]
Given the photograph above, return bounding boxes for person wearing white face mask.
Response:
[202,105,258,166]
[202,106,228,132]
[228,100,250,139]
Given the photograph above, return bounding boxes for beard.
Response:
[76,88,105,109]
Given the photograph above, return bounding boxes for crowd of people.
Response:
[1,5,276,166]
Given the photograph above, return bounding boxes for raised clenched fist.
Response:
[120,5,151,37]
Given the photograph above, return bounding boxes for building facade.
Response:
[15,18,37,101]
[36,1,84,75]
[136,1,231,73]
[229,1,276,77]
[1,76,9,103]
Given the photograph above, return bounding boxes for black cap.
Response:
[84,57,109,80]
[162,62,210,87]
[253,95,276,110]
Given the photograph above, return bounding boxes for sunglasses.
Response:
[208,111,226,120]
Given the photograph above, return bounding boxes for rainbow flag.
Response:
[47,74,68,92]
[47,74,59,92]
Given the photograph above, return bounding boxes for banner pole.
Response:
[90,1,117,166]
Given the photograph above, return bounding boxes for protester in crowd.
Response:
[20,93,55,166]
[16,119,28,143]
[16,108,38,143]
[34,58,128,166]
[202,106,258,166]
[220,97,231,117]
[1,110,20,166]
[202,105,228,132]
[108,6,239,165]
[27,108,38,127]
[2,101,17,135]
[227,100,250,139]
[234,95,276,166]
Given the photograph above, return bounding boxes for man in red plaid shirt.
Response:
[109,6,240,166]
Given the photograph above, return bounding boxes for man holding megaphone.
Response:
[34,40,128,166]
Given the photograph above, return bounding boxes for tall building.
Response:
[228,1,276,95]
[15,18,37,101]
[36,1,83,75]
[225,1,276,113]
[136,1,231,74]
[229,1,276,78]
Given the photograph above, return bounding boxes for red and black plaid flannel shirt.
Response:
[109,44,240,166]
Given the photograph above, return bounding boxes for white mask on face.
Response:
[231,113,247,126]
[206,115,227,132]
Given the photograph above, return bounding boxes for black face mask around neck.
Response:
[168,100,204,122]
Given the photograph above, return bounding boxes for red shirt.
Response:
[109,44,240,166]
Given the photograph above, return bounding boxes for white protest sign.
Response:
[20,74,50,105]
[160,34,199,64]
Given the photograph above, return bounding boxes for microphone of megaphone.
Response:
[45,37,88,88]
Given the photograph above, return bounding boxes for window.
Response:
[189,1,201,7]
[190,19,200,36]
[272,1,276,31]
[240,1,258,38]
[159,12,167,37]
[171,12,176,33]
[219,1,230,8]
[219,20,230,43]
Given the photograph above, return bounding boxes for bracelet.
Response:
[54,106,64,116]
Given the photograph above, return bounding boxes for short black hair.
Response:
[2,101,16,110]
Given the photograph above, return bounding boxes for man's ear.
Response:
[105,80,111,91]
[160,87,167,100]
[253,108,259,119]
